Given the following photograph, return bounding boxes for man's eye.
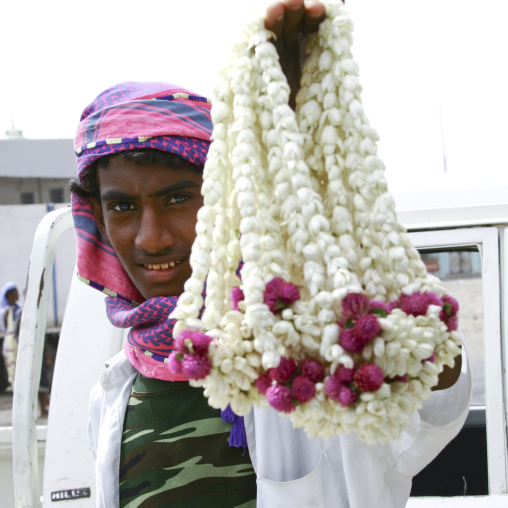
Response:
[112,202,134,212]
[168,194,191,204]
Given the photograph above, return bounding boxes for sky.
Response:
[1,0,507,205]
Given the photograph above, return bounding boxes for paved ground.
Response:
[0,387,48,427]
[0,276,484,427]
[441,277,484,404]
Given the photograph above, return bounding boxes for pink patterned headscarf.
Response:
[72,82,212,305]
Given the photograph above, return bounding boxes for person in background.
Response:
[0,282,22,389]
[0,282,50,414]
[0,352,8,392]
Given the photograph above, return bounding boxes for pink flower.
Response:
[339,327,366,353]
[325,375,344,401]
[392,374,409,383]
[266,384,294,413]
[341,293,370,319]
[263,277,300,313]
[279,282,300,303]
[268,357,297,383]
[174,330,212,355]
[255,375,272,395]
[387,301,399,312]
[425,291,443,308]
[354,363,385,393]
[369,300,391,316]
[439,295,459,331]
[337,385,358,407]
[167,352,183,375]
[190,332,213,354]
[174,333,190,354]
[336,365,355,383]
[264,292,278,313]
[263,278,284,313]
[265,277,285,294]
[181,354,211,380]
[445,315,458,331]
[400,292,429,317]
[291,375,316,403]
[354,314,381,342]
[300,359,325,382]
[325,376,357,407]
[442,294,459,315]
[231,286,245,311]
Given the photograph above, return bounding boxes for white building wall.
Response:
[0,177,71,205]
[0,204,76,327]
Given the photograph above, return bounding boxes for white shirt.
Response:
[88,350,471,508]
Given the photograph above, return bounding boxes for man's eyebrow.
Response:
[101,191,135,202]
[100,180,201,201]
[148,180,202,198]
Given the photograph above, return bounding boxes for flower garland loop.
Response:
[170,1,462,445]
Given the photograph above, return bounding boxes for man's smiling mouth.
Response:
[143,261,182,270]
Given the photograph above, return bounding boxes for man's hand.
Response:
[433,353,462,391]
[264,0,327,109]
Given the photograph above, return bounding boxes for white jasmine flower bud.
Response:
[327,108,342,126]
[262,350,279,370]
[339,58,359,75]
[221,358,234,374]
[300,100,322,125]
[282,308,294,320]
[321,125,338,145]
[322,73,335,92]
[389,246,406,261]
[211,102,231,123]
[319,50,333,71]
[343,75,361,91]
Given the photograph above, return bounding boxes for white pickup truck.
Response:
[2,202,505,507]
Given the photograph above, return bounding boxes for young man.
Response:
[71,1,471,506]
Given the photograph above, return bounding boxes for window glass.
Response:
[49,188,65,203]
[20,192,34,205]
[420,250,484,405]
[412,248,487,497]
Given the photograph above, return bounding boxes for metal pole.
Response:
[439,104,448,173]
[47,203,58,326]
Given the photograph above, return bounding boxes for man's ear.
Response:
[88,198,111,244]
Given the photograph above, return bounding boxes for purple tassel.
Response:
[221,404,236,423]
[229,416,247,449]
[221,404,248,450]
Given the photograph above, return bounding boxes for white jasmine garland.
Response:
[170,1,462,445]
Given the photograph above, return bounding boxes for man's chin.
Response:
[129,264,191,300]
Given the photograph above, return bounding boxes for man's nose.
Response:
[134,208,174,253]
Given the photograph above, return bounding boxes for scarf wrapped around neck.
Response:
[72,82,212,381]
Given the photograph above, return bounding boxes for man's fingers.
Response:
[266,1,327,42]
[265,0,305,43]
[265,2,286,39]
[263,0,327,110]
[302,1,326,35]
[281,0,306,43]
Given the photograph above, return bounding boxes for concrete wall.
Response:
[0,177,71,205]
[0,204,76,327]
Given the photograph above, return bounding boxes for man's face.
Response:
[6,289,18,305]
[90,157,203,300]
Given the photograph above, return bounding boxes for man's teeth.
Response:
[144,261,181,270]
